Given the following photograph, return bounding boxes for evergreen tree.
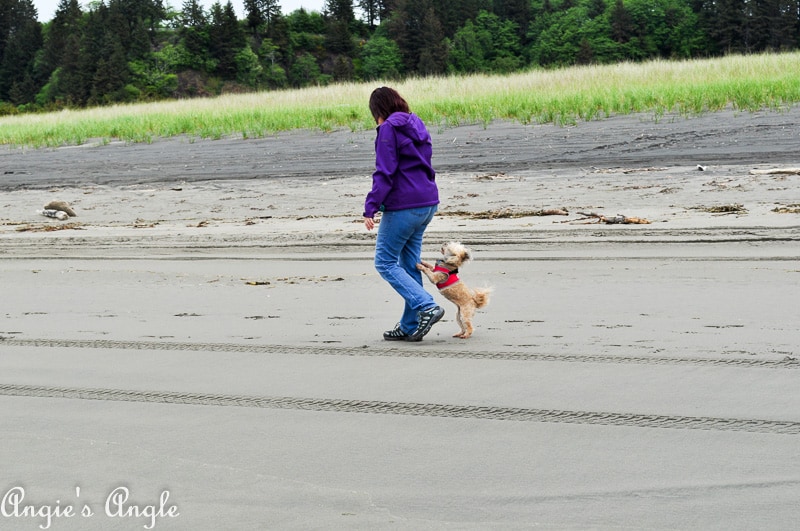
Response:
[326,0,356,19]
[435,0,492,38]
[244,0,284,59]
[610,0,633,43]
[711,0,746,53]
[377,0,397,20]
[244,0,265,37]
[78,3,111,103]
[107,0,165,59]
[325,0,356,54]
[358,0,380,27]
[91,32,131,103]
[0,0,42,103]
[587,0,607,17]
[182,0,207,26]
[208,1,246,79]
[8,72,36,105]
[179,0,211,70]
[494,0,532,41]
[264,0,282,23]
[761,0,799,50]
[264,11,289,49]
[54,32,83,104]
[657,0,705,57]
[389,0,447,74]
[689,0,719,54]
[42,0,83,77]
[416,4,447,74]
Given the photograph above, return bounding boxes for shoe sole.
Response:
[406,308,444,342]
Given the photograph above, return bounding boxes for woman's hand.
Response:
[364,217,375,231]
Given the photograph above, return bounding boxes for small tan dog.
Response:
[417,241,491,339]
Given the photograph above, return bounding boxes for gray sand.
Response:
[1,108,799,530]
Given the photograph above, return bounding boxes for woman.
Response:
[363,87,444,342]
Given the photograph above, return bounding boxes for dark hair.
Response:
[369,86,410,123]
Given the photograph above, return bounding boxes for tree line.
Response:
[1,0,798,113]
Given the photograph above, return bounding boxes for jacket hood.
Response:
[385,112,430,144]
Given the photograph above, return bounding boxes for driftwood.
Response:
[749,168,800,175]
[591,167,668,174]
[439,207,569,219]
[574,212,651,224]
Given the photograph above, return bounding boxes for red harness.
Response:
[434,263,460,289]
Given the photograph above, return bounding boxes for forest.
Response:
[1,0,799,113]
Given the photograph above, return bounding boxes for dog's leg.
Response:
[454,306,467,338]
[458,305,476,339]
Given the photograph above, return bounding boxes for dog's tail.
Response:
[473,287,492,308]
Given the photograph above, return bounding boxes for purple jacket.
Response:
[363,112,438,218]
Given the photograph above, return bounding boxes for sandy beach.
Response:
[1,108,799,529]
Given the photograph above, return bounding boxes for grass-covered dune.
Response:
[2,52,799,148]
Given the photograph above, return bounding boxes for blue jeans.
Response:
[375,205,438,333]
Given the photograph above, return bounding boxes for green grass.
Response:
[2,52,799,148]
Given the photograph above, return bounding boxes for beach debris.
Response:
[701,178,746,191]
[591,167,667,174]
[574,212,651,224]
[133,219,158,228]
[473,172,520,181]
[43,200,77,217]
[17,223,83,232]
[771,204,800,214]
[696,164,707,171]
[440,207,569,219]
[749,168,800,175]
[37,209,69,220]
[275,276,344,284]
[691,204,747,215]
[245,280,271,286]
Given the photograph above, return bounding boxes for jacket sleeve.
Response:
[363,124,399,218]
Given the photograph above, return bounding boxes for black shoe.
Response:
[383,323,409,341]
[407,306,444,342]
